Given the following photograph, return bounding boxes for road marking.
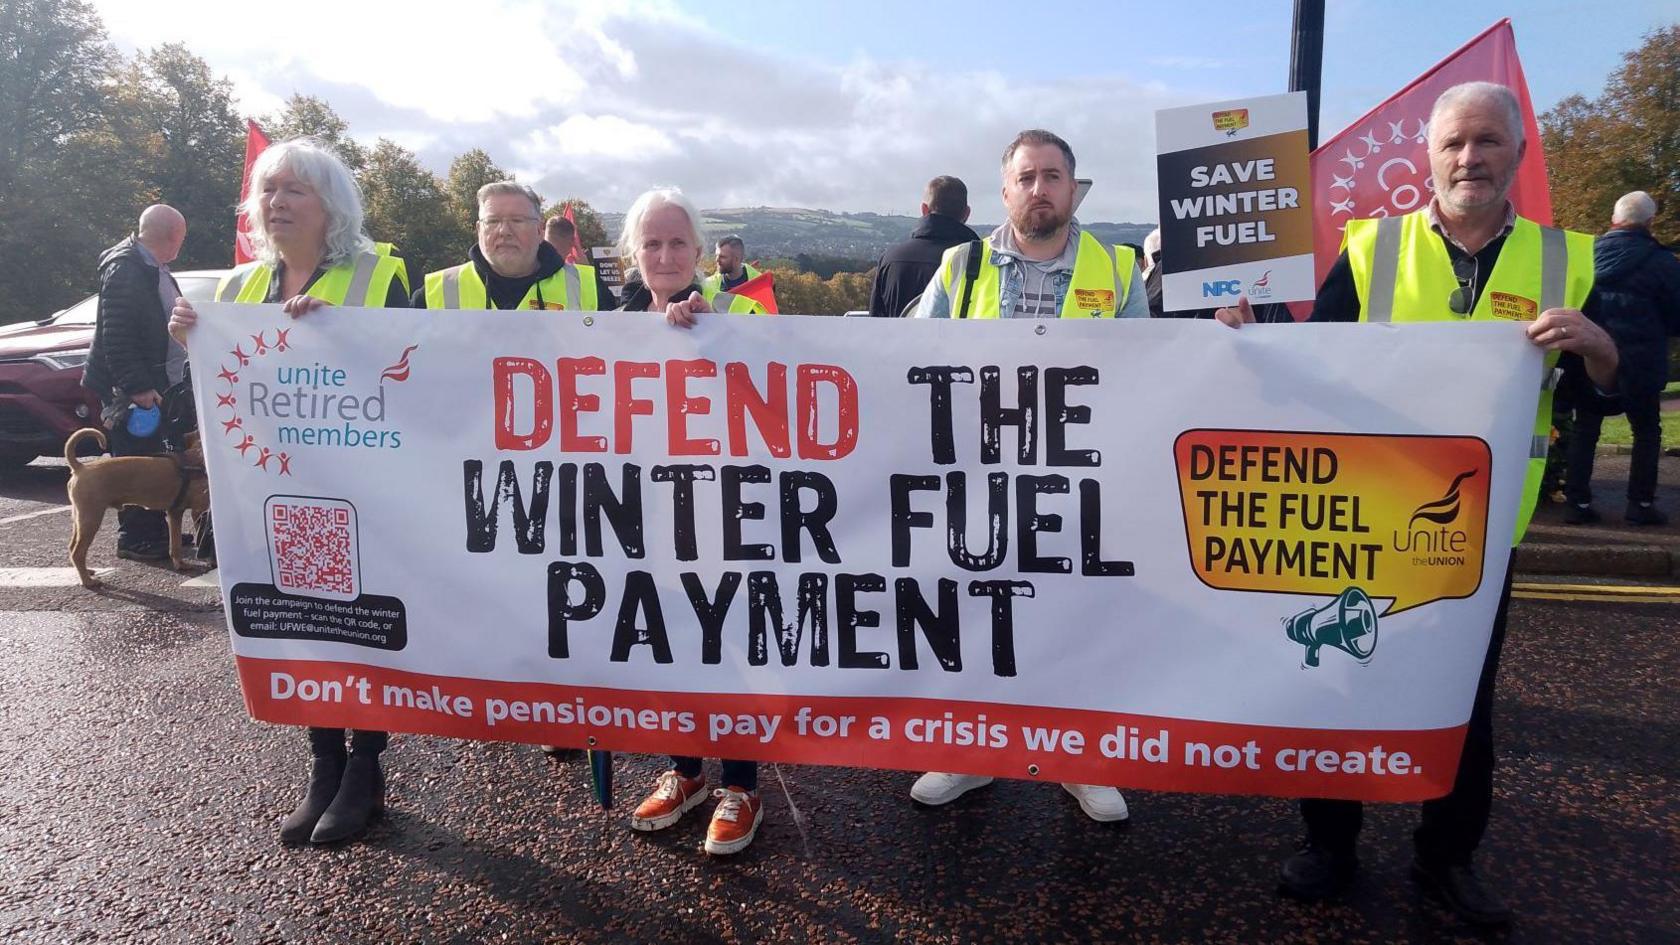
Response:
[1514,589,1680,605]
[0,506,71,526]
[1513,581,1680,596]
[0,567,110,587]
[181,569,219,588]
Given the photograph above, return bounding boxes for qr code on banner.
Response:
[265,496,360,601]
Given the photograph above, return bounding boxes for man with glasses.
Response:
[418,182,603,311]
[1215,82,1619,928]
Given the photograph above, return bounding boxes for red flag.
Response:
[235,120,271,265]
[561,203,585,264]
[731,271,779,314]
[1305,18,1551,312]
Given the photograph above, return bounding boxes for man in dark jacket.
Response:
[83,204,187,560]
[1564,191,1680,525]
[868,176,978,317]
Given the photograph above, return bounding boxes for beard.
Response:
[1009,201,1070,241]
[1435,164,1517,213]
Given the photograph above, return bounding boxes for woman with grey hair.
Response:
[614,187,766,318]
[168,137,408,846]
[613,187,765,856]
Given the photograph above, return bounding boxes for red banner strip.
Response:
[236,657,1465,802]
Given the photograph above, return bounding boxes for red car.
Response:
[0,270,225,470]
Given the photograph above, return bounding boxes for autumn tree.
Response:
[1542,26,1680,244]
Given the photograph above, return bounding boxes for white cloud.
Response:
[92,0,1193,221]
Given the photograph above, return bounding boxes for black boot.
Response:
[280,753,345,845]
[1278,842,1358,900]
[1411,858,1512,928]
[309,752,385,844]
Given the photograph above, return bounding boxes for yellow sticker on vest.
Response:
[1487,292,1538,321]
[531,301,567,311]
[1073,288,1115,310]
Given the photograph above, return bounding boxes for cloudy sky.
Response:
[94,0,1672,223]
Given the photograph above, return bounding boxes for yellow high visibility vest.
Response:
[215,251,406,307]
[1344,211,1596,545]
[422,261,599,311]
[701,263,761,297]
[700,285,768,315]
[937,230,1136,318]
[372,241,411,292]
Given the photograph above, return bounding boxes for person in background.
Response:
[544,214,616,310]
[84,204,187,560]
[702,234,759,296]
[868,175,979,317]
[1563,190,1680,525]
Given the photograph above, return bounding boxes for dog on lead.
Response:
[64,427,210,588]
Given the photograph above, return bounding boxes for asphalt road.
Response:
[0,459,1674,945]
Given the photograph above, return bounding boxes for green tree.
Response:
[360,139,458,283]
[113,44,245,271]
[0,0,132,323]
[443,148,510,250]
[262,94,367,172]
[1542,26,1680,244]
[545,197,610,253]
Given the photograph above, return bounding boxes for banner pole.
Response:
[1289,0,1326,150]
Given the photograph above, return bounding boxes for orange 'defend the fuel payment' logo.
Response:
[1174,430,1492,667]
[1212,108,1250,135]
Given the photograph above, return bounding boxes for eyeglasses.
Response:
[479,217,539,231]
[1447,254,1479,316]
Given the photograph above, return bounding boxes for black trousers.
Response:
[1566,392,1663,507]
[103,407,166,547]
[308,727,388,756]
[1299,564,1513,867]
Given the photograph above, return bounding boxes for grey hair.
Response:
[617,187,706,274]
[715,234,745,252]
[477,180,543,218]
[1429,82,1525,148]
[240,138,373,268]
[1612,191,1658,226]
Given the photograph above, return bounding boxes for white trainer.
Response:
[910,772,995,806]
[1063,783,1129,822]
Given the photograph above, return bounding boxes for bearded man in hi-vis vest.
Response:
[905,130,1142,825]
[1217,82,1622,928]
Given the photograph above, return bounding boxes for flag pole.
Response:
[1289,0,1325,150]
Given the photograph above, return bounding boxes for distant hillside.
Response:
[599,207,1155,265]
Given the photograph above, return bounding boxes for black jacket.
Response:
[1592,226,1680,398]
[868,213,979,317]
[84,237,174,400]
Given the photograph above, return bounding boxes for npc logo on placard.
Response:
[213,327,419,474]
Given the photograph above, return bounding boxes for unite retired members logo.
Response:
[214,327,420,475]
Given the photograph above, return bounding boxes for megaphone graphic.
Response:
[1285,587,1379,667]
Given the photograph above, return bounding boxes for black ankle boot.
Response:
[309,752,385,844]
[280,753,346,844]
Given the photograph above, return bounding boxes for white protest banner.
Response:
[1156,91,1315,311]
[189,307,1538,801]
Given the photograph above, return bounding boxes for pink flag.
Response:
[235,120,271,265]
[1307,18,1551,300]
